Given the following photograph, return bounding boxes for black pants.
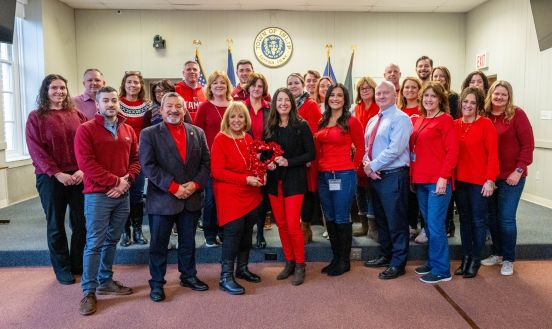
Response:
[36,173,86,276]
[301,191,322,224]
[222,205,260,262]
[148,210,201,288]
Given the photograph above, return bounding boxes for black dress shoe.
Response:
[364,256,390,268]
[378,266,406,280]
[150,287,165,302]
[235,266,261,283]
[180,276,209,291]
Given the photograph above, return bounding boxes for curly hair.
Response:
[419,81,449,117]
[36,74,74,116]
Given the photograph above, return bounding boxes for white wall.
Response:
[74,9,466,95]
[466,0,552,207]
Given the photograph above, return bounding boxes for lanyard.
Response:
[412,110,441,151]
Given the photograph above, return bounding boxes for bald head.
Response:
[375,81,397,110]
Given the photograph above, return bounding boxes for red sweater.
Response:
[455,117,499,185]
[231,84,272,103]
[410,114,459,184]
[298,98,323,134]
[194,101,226,149]
[118,97,151,141]
[74,114,141,193]
[25,109,87,176]
[315,116,365,172]
[490,108,534,180]
[211,132,262,226]
[353,101,380,129]
[175,81,206,122]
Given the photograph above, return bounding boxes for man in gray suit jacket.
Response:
[139,92,210,302]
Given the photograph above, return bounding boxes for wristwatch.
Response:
[515,167,524,174]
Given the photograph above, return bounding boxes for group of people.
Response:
[25,55,534,316]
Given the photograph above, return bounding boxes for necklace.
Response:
[211,101,226,120]
[230,132,250,170]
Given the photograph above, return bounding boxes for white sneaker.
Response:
[322,231,329,239]
[501,261,514,276]
[481,255,503,266]
[414,228,428,244]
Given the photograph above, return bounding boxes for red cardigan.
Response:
[194,101,226,150]
[74,114,141,193]
[490,108,534,180]
[25,109,87,176]
[315,116,365,172]
[211,132,262,226]
[455,117,499,185]
[410,114,459,184]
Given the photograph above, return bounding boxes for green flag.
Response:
[344,49,355,106]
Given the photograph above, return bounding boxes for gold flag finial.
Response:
[192,39,202,49]
[226,38,233,51]
[351,44,357,52]
[325,44,333,57]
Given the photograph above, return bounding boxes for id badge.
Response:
[328,179,341,191]
[410,152,416,162]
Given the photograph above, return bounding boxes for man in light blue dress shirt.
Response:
[363,81,413,280]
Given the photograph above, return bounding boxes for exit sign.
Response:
[476,52,488,70]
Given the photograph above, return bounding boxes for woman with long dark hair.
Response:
[264,87,315,285]
[26,74,87,285]
[315,83,365,277]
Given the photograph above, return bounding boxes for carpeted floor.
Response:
[1,261,551,329]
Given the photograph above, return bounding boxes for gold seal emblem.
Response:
[254,27,293,68]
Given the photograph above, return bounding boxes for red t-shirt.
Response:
[211,132,262,225]
[455,116,499,185]
[489,108,534,180]
[315,116,365,172]
[410,113,459,184]
[194,101,226,149]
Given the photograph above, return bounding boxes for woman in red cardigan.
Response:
[410,82,459,284]
[315,83,365,277]
[481,80,534,276]
[211,102,264,295]
[454,87,499,278]
[352,76,379,240]
[287,73,322,243]
[25,74,87,285]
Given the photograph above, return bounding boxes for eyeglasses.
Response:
[154,89,168,95]
[360,87,373,92]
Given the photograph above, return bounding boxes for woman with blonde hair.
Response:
[480,80,534,276]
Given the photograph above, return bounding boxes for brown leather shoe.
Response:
[301,222,313,244]
[97,280,133,295]
[79,293,97,316]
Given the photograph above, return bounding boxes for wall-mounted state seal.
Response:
[254,27,293,68]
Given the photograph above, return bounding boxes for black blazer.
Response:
[139,122,210,215]
[263,120,315,197]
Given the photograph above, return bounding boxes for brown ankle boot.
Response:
[301,222,313,244]
[292,263,306,286]
[353,217,368,237]
[367,218,378,241]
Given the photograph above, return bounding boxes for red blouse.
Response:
[454,117,499,185]
[315,116,365,172]
[410,114,459,184]
[211,132,262,226]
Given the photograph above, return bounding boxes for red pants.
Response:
[269,182,305,263]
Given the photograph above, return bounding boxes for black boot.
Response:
[119,219,132,247]
[219,260,245,295]
[131,202,148,245]
[463,258,480,278]
[321,221,339,274]
[454,255,471,275]
[327,223,351,276]
[277,261,296,280]
[235,251,261,283]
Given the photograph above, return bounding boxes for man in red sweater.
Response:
[175,60,206,122]
[75,86,141,316]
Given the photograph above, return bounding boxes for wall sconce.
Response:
[153,35,166,49]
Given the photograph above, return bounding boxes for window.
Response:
[1,17,27,161]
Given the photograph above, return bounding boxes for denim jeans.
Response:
[318,170,357,224]
[370,169,410,267]
[355,184,375,217]
[416,183,452,277]
[455,181,488,259]
[488,178,525,262]
[36,174,86,277]
[81,193,130,294]
[202,177,219,242]
[149,210,201,288]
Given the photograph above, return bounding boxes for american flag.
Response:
[195,48,207,86]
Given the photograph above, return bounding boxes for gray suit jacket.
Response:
[139,122,210,215]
